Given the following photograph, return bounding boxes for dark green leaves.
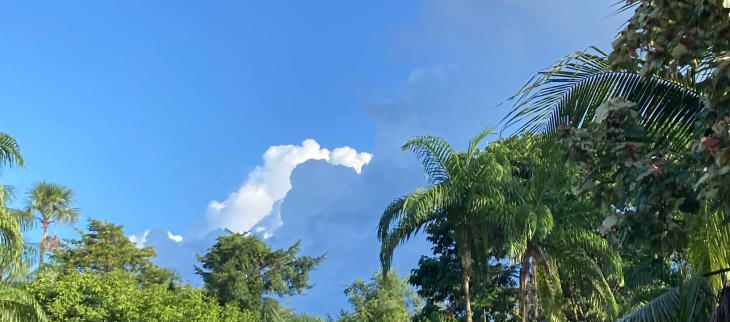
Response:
[195,231,324,313]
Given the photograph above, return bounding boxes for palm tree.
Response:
[25,182,79,266]
[0,206,46,322]
[500,46,723,321]
[488,134,621,321]
[0,132,47,321]
[377,127,513,322]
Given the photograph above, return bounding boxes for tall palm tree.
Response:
[377,127,513,322]
[25,182,79,266]
[489,134,622,321]
[0,131,47,321]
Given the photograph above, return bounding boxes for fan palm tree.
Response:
[24,182,79,266]
[377,127,514,322]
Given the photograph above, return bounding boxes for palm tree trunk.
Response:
[40,221,49,266]
[519,253,530,322]
[463,271,473,322]
[459,230,473,322]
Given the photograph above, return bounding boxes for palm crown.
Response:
[25,181,79,266]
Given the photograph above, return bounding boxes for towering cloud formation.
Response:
[202,139,371,238]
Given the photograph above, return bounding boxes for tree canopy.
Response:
[336,270,420,322]
[195,230,325,314]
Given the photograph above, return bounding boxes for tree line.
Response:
[3,1,730,321]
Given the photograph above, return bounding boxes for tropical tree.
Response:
[51,218,180,287]
[0,192,47,322]
[501,0,730,319]
[24,181,79,266]
[336,270,420,322]
[377,127,514,322]
[487,134,622,321]
[195,229,325,315]
[409,212,517,322]
[28,269,257,322]
[0,132,46,322]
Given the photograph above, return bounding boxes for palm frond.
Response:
[609,0,640,18]
[534,254,565,322]
[0,133,24,170]
[552,246,620,320]
[0,210,23,265]
[402,135,461,185]
[618,278,715,322]
[0,286,47,322]
[377,185,449,242]
[7,209,35,232]
[262,297,286,322]
[501,48,701,150]
[465,126,496,163]
[686,209,730,292]
[377,185,447,275]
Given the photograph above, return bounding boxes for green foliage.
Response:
[409,214,517,322]
[28,269,256,322]
[0,133,23,170]
[195,229,325,313]
[51,218,179,287]
[501,48,700,149]
[378,127,515,322]
[0,132,46,322]
[486,133,622,321]
[336,270,420,322]
[260,297,327,322]
[24,181,79,266]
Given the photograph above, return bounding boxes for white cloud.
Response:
[167,231,183,242]
[129,230,150,248]
[203,139,372,236]
[330,147,373,174]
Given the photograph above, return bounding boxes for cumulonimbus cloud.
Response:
[203,139,372,238]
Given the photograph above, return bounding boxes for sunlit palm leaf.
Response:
[466,126,496,163]
[501,48,701,150]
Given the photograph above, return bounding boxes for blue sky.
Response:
[1,1,627,316]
